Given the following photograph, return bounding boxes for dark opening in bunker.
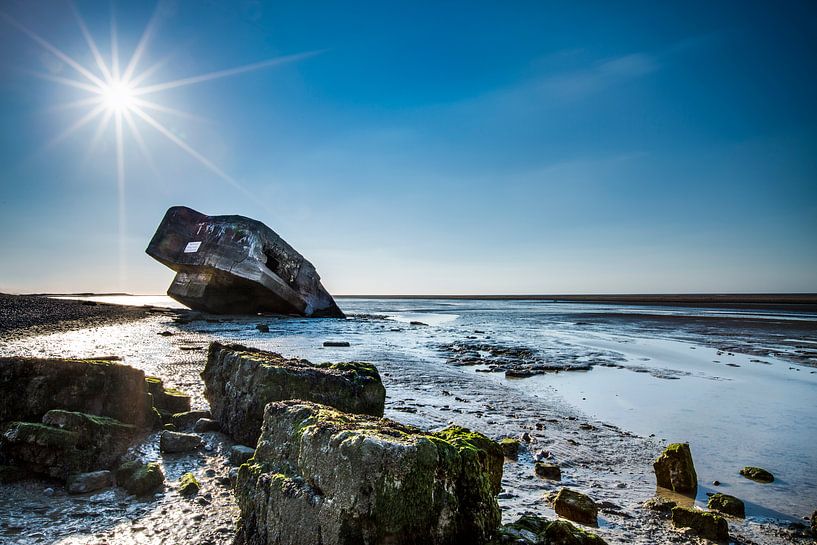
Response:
[263,248,280,276]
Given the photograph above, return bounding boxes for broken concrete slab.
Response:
[146,206,344,317]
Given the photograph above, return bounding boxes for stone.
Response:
[171,410,212,430]
[203,342,386,445]
[145,376,192,414]
[499,438,520,460]
[0,357,153,428]
[653,443,697,493]
[234,400,503,545]
[229,445,256,467]
[707,493,745,518]
[740,466,774,483]
[552,488,598,526]
[178,472,200,496]
[256,324,270,333]
[66,470,113,494]
[0,464,25,484]
[193,418,221,432]
[146,206,345,317]
[115,461,164,496]
[535,462,562,481]
[671,506,729,542]
[323,341,350,347]
[492,515,607,545]
[811,510,816,538]
[1,411,138,479]
[642,496,676,513]
[160,431,202,453]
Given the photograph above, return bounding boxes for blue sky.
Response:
[0,0,815,294]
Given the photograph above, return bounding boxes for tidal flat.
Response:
[0,295,815,544]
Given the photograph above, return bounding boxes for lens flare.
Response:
[101,80,136,112]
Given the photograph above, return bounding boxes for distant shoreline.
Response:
[12,292,817,312]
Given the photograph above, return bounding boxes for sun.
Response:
[101,80,136,112]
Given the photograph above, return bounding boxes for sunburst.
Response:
[1,4,320,287]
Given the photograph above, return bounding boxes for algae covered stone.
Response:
[653,443,697,493]
[740,466,774,483]
[116,460,164,496]
[178,472,200,496]
[499,438,520,460]
[491,515,607,545]
[234,400,503,545]
[707,492,745,518]
[552,488,598,526]
[535,462,562,481]
[203,342,386,445]
[671,506,729,542]
[145,376,192,414]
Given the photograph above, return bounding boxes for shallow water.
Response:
[11,296,817,524]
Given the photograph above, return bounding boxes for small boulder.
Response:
[66,470,113,494]
[255,324,270,333]
[653,443,697,493]
[203,342,386,445]
[145,376,192,414]
[159,431,202,453]
[492,515,607,545]
[707,493,745,518]
[642,496,676,513]
[552,488,598,526]
[178,472,200,496]
[193,418,221,432]
[671,506,729,542]
[535,462,562,481]
[740,466,774,483]
[810,510,816,538]
[499,438,520,460]
[323,341,350,347]
[228,445,255,466]
[171,410,212,430]
[115,461,164,496]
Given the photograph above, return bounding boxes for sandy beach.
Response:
[1,293,815,544]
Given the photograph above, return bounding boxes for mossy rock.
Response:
[491,515,607,545]
[144,376,192,414]
[178,472,200,496]
[202,342,387,445]
[671,506,728,542]
[707,493,745,518]
[810,510,816,538]
[535,462,562,481]
[234,400,503,545]
[499,438,520,460]
[115,460,164,496]
[653,443,697,493]
[740,466,774,483]
[171,410,212,430]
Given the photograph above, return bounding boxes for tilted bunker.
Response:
[146,206,344,317]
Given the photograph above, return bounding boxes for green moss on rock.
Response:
[671,506,729,542]
[653,443,697,493]
[707,493,745,518]
[491,515,607,545]
[115,460,164,496]
[552,488,598,526]
[498,437,520,460]
[740,466,774,483]
[178,472,200,496]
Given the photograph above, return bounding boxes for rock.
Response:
[145,205,345,317]
[145,376,192,414]
[642,497,676,513]
[255,324,270,333]
[160,431,202,453]
[653,443,697,493]
[115,461,164,496]
[171,410,212,430]
[228,445,255,467]
[499,438,520,460]
[410,321,428,326]
[178,472,200,496]
[234,400,503,545]
[66,470,113,494]
[671,506,729,542]
[193,418,221,432]
[552,488,598,526]
[740,466,774,483]
[0,357,153,427]
[492,515,607,545]
[707,493,745,518]
[203,342,386,445]
[0,465,25,484]
[811,510,816,538]
[1,411,138,479]
[323,341,350,347]
[535,462,562,481]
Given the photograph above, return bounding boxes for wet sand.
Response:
[0,295,815,544]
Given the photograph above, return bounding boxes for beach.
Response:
[0,293,815,544]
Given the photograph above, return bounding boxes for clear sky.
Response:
[1,1,815,295]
